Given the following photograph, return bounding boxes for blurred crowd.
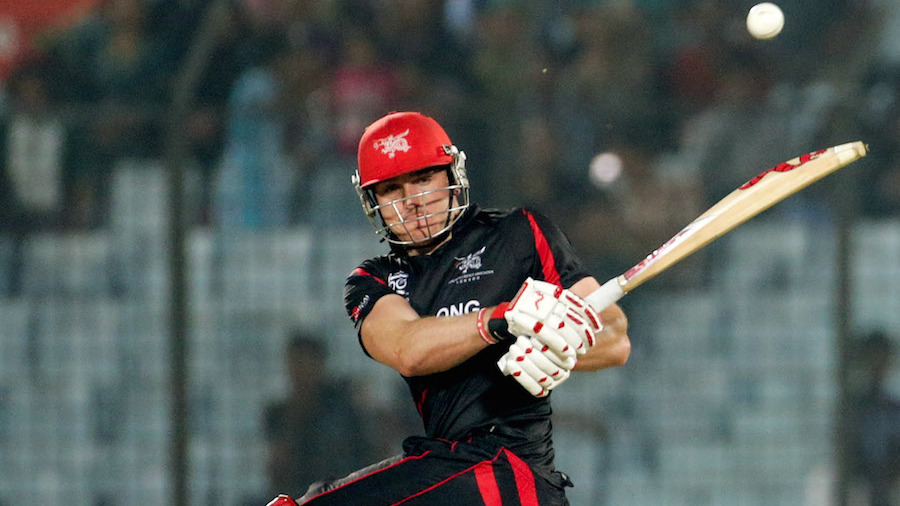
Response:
[0,0,898,278]
[0,1,898,503]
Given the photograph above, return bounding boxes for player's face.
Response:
[372,167,456,245]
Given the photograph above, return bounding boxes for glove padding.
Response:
[499,336,575,397]
[492,279,603,397]
[496,277,602,354]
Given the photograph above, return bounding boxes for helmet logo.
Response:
[372,129,411,158]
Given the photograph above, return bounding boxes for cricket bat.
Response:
[584,140,869,311]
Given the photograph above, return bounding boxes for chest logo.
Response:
[373,129,411,158]
[388,271,410,296]
[454,246,486,274]
[448,246,494,285]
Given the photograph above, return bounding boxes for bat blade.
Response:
[585,141,868,311]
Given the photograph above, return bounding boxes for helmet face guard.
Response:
[353,146,469,246]
[353,112,471,246]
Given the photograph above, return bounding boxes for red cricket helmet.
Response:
[352,111,470,245]
[356,111,454,187]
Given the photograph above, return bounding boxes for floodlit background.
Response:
[0,1,898,505]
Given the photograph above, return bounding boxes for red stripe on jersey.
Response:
[352,267,386,285]
[474,462,503,506]
[524,210,561,286]
[504,449,540,506]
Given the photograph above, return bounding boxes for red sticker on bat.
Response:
[623,213,717,281]
[624,236,679,281]
[739,149,825,189]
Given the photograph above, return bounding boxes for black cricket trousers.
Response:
[297,436,571,505]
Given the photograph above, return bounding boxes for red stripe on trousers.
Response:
[524,210,561,286]
[474,462,502,506]
[504,449,539,506]
[391,451,504,506]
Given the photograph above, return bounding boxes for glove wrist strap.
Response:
[476,303,513,344]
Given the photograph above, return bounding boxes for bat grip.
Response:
[584,277,626,312]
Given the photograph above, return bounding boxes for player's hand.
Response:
[499,336,573,397]
[478,278,602,354]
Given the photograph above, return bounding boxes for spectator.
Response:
[283,25,402,229]
[328,27,399,157]
[211,34,299,229]
[674,45,782,210]
[261,331,378,498]
[146,0,260,225]
[468,3,545,207]
[368,0,474,148]
[0,61,92,294]
[847,330,900,506]
[857,64,900,218]
[0,62,72,231]
[553,3,660,146]
[371,0,470,81]
[48,0,175,159]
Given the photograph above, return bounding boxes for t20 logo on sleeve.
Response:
[388,271,410,296]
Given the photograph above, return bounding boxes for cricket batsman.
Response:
[267,111,630,505]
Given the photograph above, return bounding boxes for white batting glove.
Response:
[499,336,573,397]
[476,278,601,347]
[489,278,602,353]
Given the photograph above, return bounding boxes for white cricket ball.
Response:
[746,2,784,40]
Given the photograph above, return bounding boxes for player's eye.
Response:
[374,183,401,197]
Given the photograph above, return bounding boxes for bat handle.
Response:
[584,277,626,312]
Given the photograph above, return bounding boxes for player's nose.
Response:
[401,184,423,207]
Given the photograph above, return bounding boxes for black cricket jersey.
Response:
[343,205,590,474]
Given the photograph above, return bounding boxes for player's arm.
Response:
[360,277,598,377]
[568,276,630,372]
[360,293,489,377]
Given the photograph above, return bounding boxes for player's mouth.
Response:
[410,213,432,229]
[397,209,446,238]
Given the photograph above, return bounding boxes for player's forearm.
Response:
[573,335,630,371]
[361,296,488,377]
[391,312,488,376]
[573,303,630,371]
[566,276,631,371]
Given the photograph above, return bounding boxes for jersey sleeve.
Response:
[519,207,591,289]
[343,259,397,355]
